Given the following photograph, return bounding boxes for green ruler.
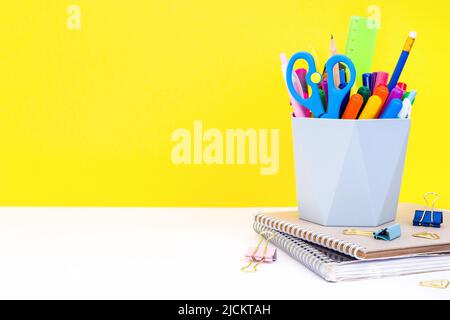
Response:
[345,16,379,89]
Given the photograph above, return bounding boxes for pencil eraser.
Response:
[409,31,417,39]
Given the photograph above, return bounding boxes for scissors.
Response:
[286,52,356,118]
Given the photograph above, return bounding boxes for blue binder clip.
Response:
[373,223,401,241]
[413,192,443,228]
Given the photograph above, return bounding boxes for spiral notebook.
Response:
[254,222,450,282]
[255,203,450,260]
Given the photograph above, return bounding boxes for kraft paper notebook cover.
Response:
[254,203,450,260]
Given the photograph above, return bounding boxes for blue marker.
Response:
[380,98,403,119]
[362,73,371,88]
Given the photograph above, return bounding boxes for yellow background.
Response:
[0,1,448,207]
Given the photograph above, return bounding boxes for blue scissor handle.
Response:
[286,52,325,118]
[323,54,356,119]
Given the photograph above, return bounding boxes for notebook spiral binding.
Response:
[254,222,337,279]
[255,213,366,259]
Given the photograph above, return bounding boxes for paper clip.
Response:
[413,192,443,228]
[241,231,276,273]
[343,223,401,241]
[419,280,449,289]
[412,231,440,240]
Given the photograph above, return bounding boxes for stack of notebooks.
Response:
[254,203,450,282]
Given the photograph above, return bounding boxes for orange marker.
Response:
[342,94,364,119]
[359,95,382,119]
[372,85,390,117]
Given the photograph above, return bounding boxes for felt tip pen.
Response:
[370,72,378,94]
[362,73,371,88]
[387,31,417,92]
[372,85,390,117]
[374,72,389,88]
[381,87,404,116]
[342,94,364,119]
[359,95,382,119]
[396,82,407,91]
[380,98,403,119]
[398,98,412,119]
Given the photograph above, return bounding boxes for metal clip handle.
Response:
[241,231,275,273]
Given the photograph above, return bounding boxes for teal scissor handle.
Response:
[323,54,356,119]
[286,52,325,118]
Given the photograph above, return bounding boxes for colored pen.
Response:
[372,85,390,117]
[359,95,382,119]
[342,94,364,119]
[280,53,308,117]
[362,73,371,88]
[406,90,416,104]
[374,72,389,88]
[380,98,403,118]
[381,87,404,116]
[357,86,371,105]
[398,98,412,119]
[387,31,417,91]
[319,89,326,109]
[370,72,378,94]
[396,82,407,91]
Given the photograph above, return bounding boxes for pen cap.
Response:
[370,72,378,93]
[406,90,416,103]
[382,87,404,115]
[342,94,363,119]
[359,95,382,119]
[362,73,371,88]
[398,98,412,119]
[374,72,389,88]
[357,86,371,105]
[396,82,407,91]
[373,85,390,117]
[380,98,403,119]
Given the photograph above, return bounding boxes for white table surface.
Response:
[0,207,448,300]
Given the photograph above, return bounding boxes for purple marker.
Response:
[381,87,404,115]
[370,72,378,94]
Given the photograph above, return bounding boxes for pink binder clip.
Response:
[245,247,277,262]
[241,231,277,272]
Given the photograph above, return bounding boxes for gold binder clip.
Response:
[241,231,276,273]
[419,280,449,289]
[412,231,440,240]
[343,224,401,241]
